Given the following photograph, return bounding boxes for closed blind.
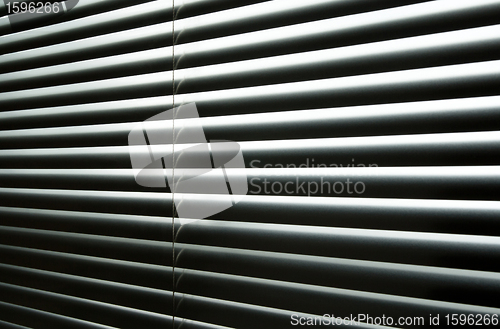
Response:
[1,0,500,328]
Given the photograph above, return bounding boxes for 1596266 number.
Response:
[445,314,498,326]
[6,2,61,15]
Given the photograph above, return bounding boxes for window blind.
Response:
[1,0,500,328]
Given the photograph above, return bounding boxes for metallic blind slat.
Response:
[0,301,116,329]
[1,0,500,327]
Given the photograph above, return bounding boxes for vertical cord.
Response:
[171,0,176,327]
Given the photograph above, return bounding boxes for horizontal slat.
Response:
[0,319,30,329]
[172,318,232,329]
[0,225,172,265]
[0,282,171,329]
[1,95,499,136]
[0,0,278,70]
[174,24,500,94]
[0,71,171,111]
[239,131,500,167]
[174,60,500,116]
[0,13,7,35]
[184,166,500,200]
[0,146,135,168]
[173,0,429,44]
[173,268,500,323]
[214,194,500,236]
[0,1,482,72]
[0,206,170,240]
[173,221,500,272]
[173,0,500,69]
[51,0,158,24]
[0,121,142,147]
[0,263,172,316]
[0,188,171,216]
[190,96,500,141]
[0,0,157,36]
[0,0,277,70]
[0,47,171,92]
[0,23,172,74]
[173,293,387,329]
[4,23,500,93]
[2,55,488,124]
[0,1,171,54]
[0,169,148,191]
[0,167,499,201]
[173,0,270,21]
[0,179,498,231]
[0,0,6,17]
[172,244,500,308]
[0,301,116,329]
[0,244,172,290]
[0,299,215,329]
[0,96,170,130]
[2,8,500,108]
[2,44,500,112]
[0,131,498,168]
